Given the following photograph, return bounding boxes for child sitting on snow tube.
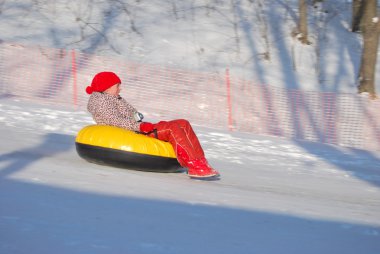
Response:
[85,71,219,178]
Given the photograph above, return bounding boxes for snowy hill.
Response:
[1,1,380,253]
[0,0,379,93]
[0,96,380,254]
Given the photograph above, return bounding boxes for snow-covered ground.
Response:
[0,98,379,254]
[0,0,379,93]
[1,0,380,253]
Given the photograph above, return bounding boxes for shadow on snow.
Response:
[0,132,379,254]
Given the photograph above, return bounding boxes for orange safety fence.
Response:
[1,43,380,151]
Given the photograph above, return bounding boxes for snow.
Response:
[1,98,380,254]
[0,0,379,93]
[1,0,380,253]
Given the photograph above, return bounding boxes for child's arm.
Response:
[103,109,141,131]
[117,97,138,118]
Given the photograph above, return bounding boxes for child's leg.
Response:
[152,119,219,177]
[171,119,205,158]
[153,120,205,166]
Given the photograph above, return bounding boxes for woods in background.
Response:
[297,0,379,98]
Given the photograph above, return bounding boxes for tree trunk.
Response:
[352,0,364,32]
[298,0,310,44]
[358,0,379,98]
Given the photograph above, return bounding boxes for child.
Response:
[86,71,219,178]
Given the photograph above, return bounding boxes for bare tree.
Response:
[257,0,270,60]
[352,0,364,32]
[357,0,379,98]
[296,0,311,44]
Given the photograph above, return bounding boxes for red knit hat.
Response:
[86,72,121,94]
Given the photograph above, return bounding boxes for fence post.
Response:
[71,49,78,107]
[226,67,233,131]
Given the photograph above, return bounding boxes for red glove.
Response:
[139,122,155,133]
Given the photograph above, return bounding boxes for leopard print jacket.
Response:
[87,92,141,131]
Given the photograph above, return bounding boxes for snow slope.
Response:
[0,98,379,254]
[0,0,379,93]
[1,0,380,253]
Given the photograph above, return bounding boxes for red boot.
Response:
[187,158,219,178]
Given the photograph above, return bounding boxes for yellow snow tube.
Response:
[75,125,180,172]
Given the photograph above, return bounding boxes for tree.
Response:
[357,0,379,98]
[296,0,311,44]
[352,0,364,32]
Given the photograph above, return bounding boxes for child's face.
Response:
[104,83,121,96]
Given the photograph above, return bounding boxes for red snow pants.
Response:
[150,119,205,167]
